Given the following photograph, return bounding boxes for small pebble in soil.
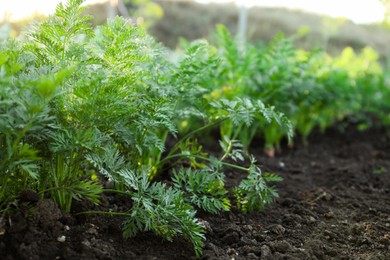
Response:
[350,223,364,235]
[359,236,372,245]
[242,224,253,233]
[379,234,390,247]
[82,240,91,247]
[239,236,257,246]
[269,224,286,235]
[270,240,292,253]
[323,230,334,240]
[260,245,272,259]
[323,192,333,201]
[368,208,377,214]
[198,219,212,233]
[226,247,237,256]
[324,211,334,219]
[86,224,99,235]
[308,216,316,223]
[253,232,266,242]
[57,235,66,242]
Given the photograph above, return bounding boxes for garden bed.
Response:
[1,126,390,259]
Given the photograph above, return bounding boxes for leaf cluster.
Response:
[119,169,205,257]
[234,167,282,213]
[172,167,230,214]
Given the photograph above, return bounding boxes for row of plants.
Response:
[202,25,390,155]
[1,0,389,256]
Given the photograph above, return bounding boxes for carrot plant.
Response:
[0,0,293,256]
[205,26,295,153]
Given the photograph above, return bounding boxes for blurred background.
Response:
[1,0,390,59]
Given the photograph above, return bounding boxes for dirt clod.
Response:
[260,245,272,259]
[222,231,240,245]
[270,240,293,253]
[269,224,286,235]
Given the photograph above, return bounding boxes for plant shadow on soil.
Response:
[1,126,390,260]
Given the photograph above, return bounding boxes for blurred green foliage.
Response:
[199,25,390,153]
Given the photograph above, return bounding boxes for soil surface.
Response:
[1,126,390,259]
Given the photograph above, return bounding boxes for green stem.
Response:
[220,161,249,172]
[152,129,169,170]
[219,139,232,162]
[219,123,243,161]
[157,153,249,172]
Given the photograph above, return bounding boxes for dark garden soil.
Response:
[1,126,390,260]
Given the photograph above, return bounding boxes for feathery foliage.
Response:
[120,169,205,257]
[172,167,230,214]
[234,166,282,213]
